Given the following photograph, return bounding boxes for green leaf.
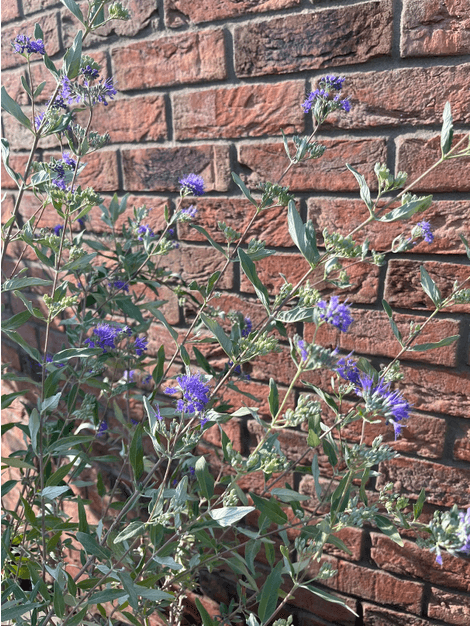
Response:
[287,200,319,266]
[250,493,287,525]
[130,423,144,480]
[441,101,454,156]
[29,408,40,454]
[209,506,255,527]
[374,514,404,546]
[300,584,358,617]
[136,586,173,602]
[117,571,138,611]
[413,488,426,520]
[1,138,21,185]
[39,392,62,414]
[54,581,66,618]
[268,378,279,418]
[346,164,372,212]
[195,596,217,626]
[150,308,179,343]
[1,602,42,621]
[420,265,442,307]
[46,460,75,487]
[63,30,83,79]
[271,488,310,503]
[52,347,102,363]
[88,588,128,605]
[200,312,233,357]
[1,480,18,497]
[193,347,216,375]
[43,53,59,77]
[189,224,227,258]
[2,276,52,292]
[378,195,433,223]
[1,86,31,130]
[311,455,322,500]
[152,344,166,386]
[2,310,31,331]
[77,496,89,533]
[195,456,214,501]
[33,81,47,99]
[76,531,111,560]
[459,234,470,260]
[411,335,459,352]
[1,456,36,471]
[232,172,258,207]
[275,306,315,323]
[238,248,270,311]
[113,520,145,544]
[60,0,85,23]
[41,486,70,500]
[1,390,26,409]
[382,299,403,345]
[257,561,283,623]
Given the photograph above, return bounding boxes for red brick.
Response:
[1,343,21,371]
[75,95,167,144]
[161,244,234,290]
[234,1,393,78]
[202,418,244,453]
[238,139,387,192]
[428,588,470,625]
[401,0,470,57]
[307,198,470,256]
[112,30,226,91]
[24,0,58,13]
[223,378,295,420]
[362,603,432,626]
[454,423,470,462]
[178,198,294,248]
[87,194,168,235]
[122,145,231,193]
[3,109,60,151]
[173,81,305,140]
[61,0,156,46]
[401,364,470,419]
[2,14,60,70]
[2,0,20,22]
[164,0,301,27]
[240,252,380,302]
[1,68,29,106]
[377,457,470,507]
[384,259,470,313]
[307,557,424,614]
[306,309,460,367]
[72,150,119,192]
[371,533,470,594]
[396,134,470,192]
[1,154,32,189]
[327,64,470,128]
[293,585,358,624]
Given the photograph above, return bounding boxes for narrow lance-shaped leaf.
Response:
[268,378,279,418]
[232,171,258,207]
[420,265,442,307]
[410,335,459,352]
[382,299,403,345]
[195,456,214,501]
[130,423,144,480]
[287,200,319,266]
[377,195,433,223]
[238,248,270,311]
[200,312,233,357]
[1,86,31,130]
[441,101,454,156]
[346,163,373,213]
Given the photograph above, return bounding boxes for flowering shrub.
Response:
[1,2,470,626]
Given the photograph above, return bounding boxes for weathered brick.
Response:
[24,0,58,13]
[173,81,305,140]
[112,30,226,91]
[2,14,61,70]
[377,457,470,507]
[178,198,293,247]
[161,244,234,290]
[238,139,387,192]
[1,154,32,189]
[384,259,470,313]
[293,585,358,624]
[454,423,470,462]
[240,252,380,302]
[428,588,470,625]
[122,145,231,193]
[307,198,470,255]
[371,533,470,593]
[3,108,60,151]
[396,134,470,192]
[328,64,470,128]
[76,95,167,143]
[165,0,301,27]
[1,68,29,105]
[400,363,470,421]
[62,0,157,46]
[2,0,20,22]
[43,149,120,192]
[401,0,470,57]
[307,557,424,614]
[362,603,432,626]
[305,309,460,367]
[203,418,244,453]
[234,1,393,78]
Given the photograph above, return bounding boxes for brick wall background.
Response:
[2,0,470,624]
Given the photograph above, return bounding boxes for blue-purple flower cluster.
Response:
[457,508,470,555]
[179,173,205,197]
[302,75,350,115]
[317,296,354,332]
[180,205,198,220]
[166,373,211,418]
[109,280,129,292]
[12,34,45,56]
[336,356,411,437]
[137,225,155,240]
[60,75,117,107]
[50,152,77,191]
[297,339,309,362]
[134,336,148,356]
[241,317,252,338]
[415,221,434,244]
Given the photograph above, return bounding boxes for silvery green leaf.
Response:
[346,163,373,212]
[29,408,40,454]
[153,556,183,571]
[63,30,83,79]
[88,588,128,605]
[190,224,227,258]
[2,310,32,331]
[41,486,70,500]
[33,81,47,99]
[2,276,52,292]
[232,171,258,207]
[200,312,233,357]
[209,506,255,527]
[1,86,31,130]
[1,138,21,185]
[268,378,279,418]
[420,265,442,307]
[271,488,310,502]
[287,200,319,266]
[60,0,85,23]
[299,584,358,616]
[39,392,62,414]
[275,306,315,323]
[410,335,459,351]
[441,101,454,156]
[374,514,404,546]
[137,587,174,602]
[257,561,283,622]
[378,195,433,222]
[195,456,214,501]
[114,521,145,543]
[238,248,270,311]
[382,299,403,345]
[76,531,111,560]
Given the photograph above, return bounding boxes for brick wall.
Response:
[2,1,470,624]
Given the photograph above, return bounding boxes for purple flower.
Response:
[458,509,470,555]
[53,224,63,236]
[84,323,124,353]
[241,317,252,338]
[335,354,361,385]
[96,77,117,106]
[334,96,351,113]
[124,370,135,381]
[81,65,99,79]
[181,205,198,220]
[60,77,81,105]
[179,173,205,196]
[45,353,64,368]
[189,466,196,477]
[12,34,45,56]
[77,218,85,229]
[52,178,67,191]
[166,373,211,415]
[319,75,345,90]
[134,336,148,356]
[143,374,153,385]
[34,112,46,131]
[317,296,353,332]
[417,221,434,244]
[137,224,155,240]
[435,552,443,566]
[97,421,108,437]
[62,152,76,167]
[109,280,129,292]
[302,89,327,114]
[131,418,139,426]
[155,405,163,420]
[297,339,309,362]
